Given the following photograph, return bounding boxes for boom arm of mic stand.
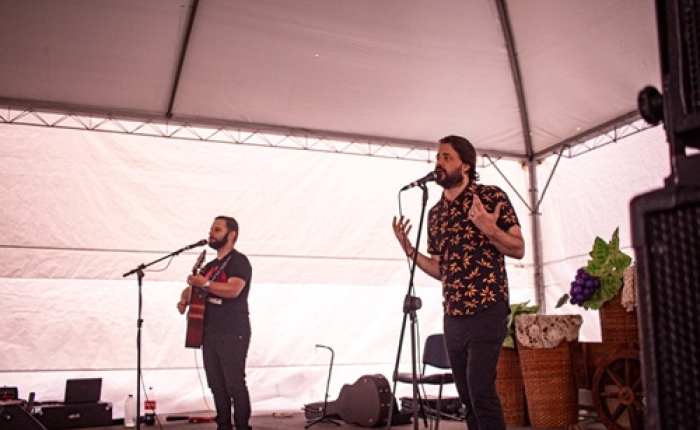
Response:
[122,244,193,278]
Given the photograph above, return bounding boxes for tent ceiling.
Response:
[0,0,660,159]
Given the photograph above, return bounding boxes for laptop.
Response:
[63,378,102,404]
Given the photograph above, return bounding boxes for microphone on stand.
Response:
[182,239,208,251]
[400,171,438,191]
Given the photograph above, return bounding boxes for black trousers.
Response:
[444,301,508,430]
[202,332,252,430]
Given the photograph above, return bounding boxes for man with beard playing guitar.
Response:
[177,215,253,430]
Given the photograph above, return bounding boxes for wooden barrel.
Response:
[495,347,526,426]
[518,341,578,428]
[599,293,639,344]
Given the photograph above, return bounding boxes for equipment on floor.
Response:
[304,374,395,428]
[1,400,47,430]
[33,378,112,429]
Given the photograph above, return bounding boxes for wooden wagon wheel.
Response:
[591,349,644,430]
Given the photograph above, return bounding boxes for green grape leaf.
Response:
[580,227,632,309]
[609,251,633,276]
[556,293,570,308]
[609,228,621,252]
[588,237,610,266]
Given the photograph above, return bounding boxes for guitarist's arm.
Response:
[187,274,248,299]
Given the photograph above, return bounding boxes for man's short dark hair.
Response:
[439,135,480,183]
[216,215,239,242]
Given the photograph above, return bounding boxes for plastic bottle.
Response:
[124,394,136,428]
[144,387,156,426]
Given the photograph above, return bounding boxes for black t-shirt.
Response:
[200,249,252,336]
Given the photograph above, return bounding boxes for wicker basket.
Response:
[518,341,578,428]
[599,293,639,344]
[495,347,526,426]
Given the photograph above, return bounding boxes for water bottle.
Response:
[124,394,136,428]
[144,387,156,426]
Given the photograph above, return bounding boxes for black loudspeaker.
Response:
[638,0,700,187]
[630,185,700,430]
[0,401,47,430]
[36,402,113,430]
[655,0,700,146]
[635,2,700,428]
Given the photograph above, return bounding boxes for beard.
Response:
[435,167,464,189]
[208,235,228,250]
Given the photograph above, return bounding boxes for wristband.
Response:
[201,280,211,295]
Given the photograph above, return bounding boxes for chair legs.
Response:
[432,383,443,430]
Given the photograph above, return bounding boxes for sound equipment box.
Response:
[633,1,700,427]
[35,402,113,430]
[630,186,700,430]
[0,386,19,401]
[0,401,47,430]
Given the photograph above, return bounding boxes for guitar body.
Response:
[304,374,392,428]
[185,286,205,348]
[185,250,207,349]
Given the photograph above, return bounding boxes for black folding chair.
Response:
[395,334,456,430]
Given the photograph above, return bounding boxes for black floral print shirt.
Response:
[427,183,520,316]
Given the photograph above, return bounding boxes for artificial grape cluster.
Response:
[569,268,601,306]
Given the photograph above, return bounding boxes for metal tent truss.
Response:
[535,116,658,160]
[0,105,441,163]
[0,105,656,165]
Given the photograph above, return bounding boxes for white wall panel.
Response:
[0,123,531,417]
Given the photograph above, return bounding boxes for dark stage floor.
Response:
[75,411,606,430]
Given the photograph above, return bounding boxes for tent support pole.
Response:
[526,158,546,312]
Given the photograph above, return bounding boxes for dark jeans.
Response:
[444,301,508,430]
[202,332,252,430]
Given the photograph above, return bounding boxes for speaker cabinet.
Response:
[655,0,700,148]
[630,185,700,430]
[0,401,47,430]
[36,402,113,430]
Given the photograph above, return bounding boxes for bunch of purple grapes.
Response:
[569,268,601,306]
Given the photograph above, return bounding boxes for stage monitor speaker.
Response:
[630,185,700,430]
[0,401,47,430]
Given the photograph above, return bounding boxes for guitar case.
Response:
[304,374,407,427]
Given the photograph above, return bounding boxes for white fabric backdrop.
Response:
[0,124,534,417]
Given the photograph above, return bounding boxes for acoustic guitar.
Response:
[185,249,207,348]
[304,374,392,428]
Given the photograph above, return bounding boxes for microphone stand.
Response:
[386,183,430,430]
[123,243,201,430]
[306,345,340,428]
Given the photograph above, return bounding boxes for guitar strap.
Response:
[203,251,234,284]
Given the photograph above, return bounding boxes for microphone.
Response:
[183,239,208,251]
[400,171,437,191]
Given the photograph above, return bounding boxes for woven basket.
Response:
[518,341,578,428]
[599,293,639,344]
[495,347,526,426]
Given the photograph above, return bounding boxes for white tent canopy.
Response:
[0,0,671,421]
[0,0,659,157]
